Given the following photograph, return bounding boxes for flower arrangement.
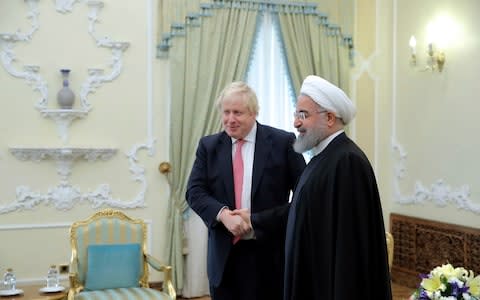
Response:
[410,263,480,300]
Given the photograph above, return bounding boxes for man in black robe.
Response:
[241,75,392,300]
[284,75,392,300]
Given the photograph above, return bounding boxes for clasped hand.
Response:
[220,208,251,237]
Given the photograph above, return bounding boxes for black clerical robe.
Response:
[284,132,392,300]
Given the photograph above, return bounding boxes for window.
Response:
[246,12,295,134]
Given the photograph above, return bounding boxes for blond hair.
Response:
[216,81,259,115]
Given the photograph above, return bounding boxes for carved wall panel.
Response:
[390,213,480,288]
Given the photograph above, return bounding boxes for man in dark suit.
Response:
[186,81,306,300]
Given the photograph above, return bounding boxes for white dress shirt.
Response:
[231,123,256,211]
[216,124,257,240]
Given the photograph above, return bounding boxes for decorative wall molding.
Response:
[391,0,479,214]
[0,0,129,143]
[55,0,80,13]
[391,139,480,214]
[0,0,157,214]
[3,145,155,213]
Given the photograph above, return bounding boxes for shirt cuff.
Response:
[216,206,228,222]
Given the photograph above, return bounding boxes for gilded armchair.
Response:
[68,209,176,300]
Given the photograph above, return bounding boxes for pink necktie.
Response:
[233,139,245,244]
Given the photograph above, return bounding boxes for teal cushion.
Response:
[85,243,142,291]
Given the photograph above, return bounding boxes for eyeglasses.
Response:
[293,110,328,120]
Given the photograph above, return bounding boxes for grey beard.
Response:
[294,133,319,153]
[294,125,328,154]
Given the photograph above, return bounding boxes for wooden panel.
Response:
[390,213,480,288]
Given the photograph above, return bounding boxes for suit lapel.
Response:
[218,132,235,208]
[251,124,271,202]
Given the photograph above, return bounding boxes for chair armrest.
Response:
[145,254,176,300]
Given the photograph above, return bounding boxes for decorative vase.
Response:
[57,69,75,109]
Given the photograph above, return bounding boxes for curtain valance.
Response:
[157,0,354,65]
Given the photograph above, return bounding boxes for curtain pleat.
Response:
[278,10,350,94]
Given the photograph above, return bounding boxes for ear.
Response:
[326,112,337,127]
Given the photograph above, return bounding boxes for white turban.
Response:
[299,75,356,125]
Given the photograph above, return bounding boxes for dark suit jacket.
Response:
[186,122,306,289]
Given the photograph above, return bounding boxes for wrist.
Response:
[219,208,231,222]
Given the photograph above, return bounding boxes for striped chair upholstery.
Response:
[68,209,176,300]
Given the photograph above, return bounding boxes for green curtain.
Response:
[165,5,258,291]
[278,10,351,94]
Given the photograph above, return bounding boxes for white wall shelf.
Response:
[2,147,118,213]
[10,146,117,180]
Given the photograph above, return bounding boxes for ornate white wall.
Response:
[367,0,480,228]
[0,0,170,283]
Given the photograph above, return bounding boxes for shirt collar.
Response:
[231,122,257,145]
[311,129,344,156]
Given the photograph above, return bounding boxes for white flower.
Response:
[432,264,468,281]
[432,264,456,278]
[411,264,479,300]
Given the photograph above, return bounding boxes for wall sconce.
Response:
[409,35,445,72]
[427,42,445,72]
[409,15,458,73]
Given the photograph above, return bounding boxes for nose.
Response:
[293,118,301,128]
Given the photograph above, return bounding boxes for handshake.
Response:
[219,208,252,237]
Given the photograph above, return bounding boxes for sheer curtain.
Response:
[246,12,295,134]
